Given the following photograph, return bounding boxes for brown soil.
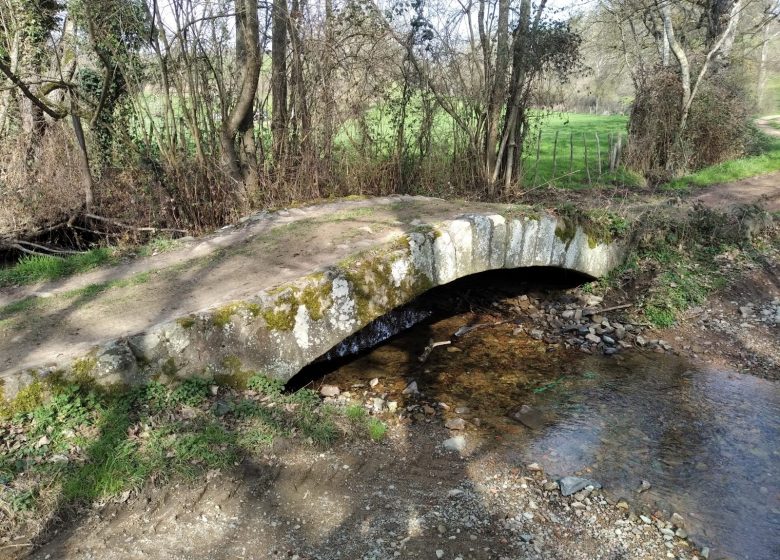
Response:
[20,424,692,560]
[692,171,780,212]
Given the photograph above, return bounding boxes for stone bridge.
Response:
[0,196,627,404]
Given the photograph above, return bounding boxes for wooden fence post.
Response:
[551,130,559,181]
[582,133,591,184]
[532,128,542,186]
[595,132,602,176]
[569,131,574,179]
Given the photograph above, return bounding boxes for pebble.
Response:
[558,476,601,497]
[403,381,419,395]
[445,418,466,430]
[443,436,466,452]
[436,551,444,559]
[319,384,340,397]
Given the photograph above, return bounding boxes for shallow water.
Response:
[316,310,780,560]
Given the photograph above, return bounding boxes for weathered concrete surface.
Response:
[0,197,627,402]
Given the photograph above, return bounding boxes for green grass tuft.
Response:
[665,135,780,191]
[0,248,115,287]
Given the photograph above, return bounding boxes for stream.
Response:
[299,276,780,560]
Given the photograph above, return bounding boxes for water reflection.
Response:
[316,313,779,560]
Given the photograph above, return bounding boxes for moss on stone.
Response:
[177,316,196,329]
[6,376,44,416]
[72,356,97,380]
[212,303,241,328]
[214,355,255,389]
[160,357,178,377]
[260,272,334,330]
[555,217,578,247]
[298,280,331,321]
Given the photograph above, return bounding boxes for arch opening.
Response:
[287,266,595,391]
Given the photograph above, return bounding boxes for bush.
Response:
[626,66,755,183]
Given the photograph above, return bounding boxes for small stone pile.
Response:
[508,294,675,356]
[738,298,780,326]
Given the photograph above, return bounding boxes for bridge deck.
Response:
[0,197,509,380]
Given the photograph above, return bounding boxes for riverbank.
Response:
[3,238,777,559]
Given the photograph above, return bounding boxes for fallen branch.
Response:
[583,303,632,316]
[453,319,511,338]
[14,239,82,255]
[83,213,188,234]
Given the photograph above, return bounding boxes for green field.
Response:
[334,106,633,189]
[521,113,632,188]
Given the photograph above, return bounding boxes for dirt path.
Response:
[755,115,780,138]
[22,424,694,560]
[690,116,780,211]
[692,171,780,211]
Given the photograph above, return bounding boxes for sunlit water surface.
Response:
[316,312,779,560]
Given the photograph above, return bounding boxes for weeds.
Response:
[587,203,774,328]
[0,372,390,540]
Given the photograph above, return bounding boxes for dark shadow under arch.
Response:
[287,266,595,391]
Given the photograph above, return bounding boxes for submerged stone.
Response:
[558,476,602,497]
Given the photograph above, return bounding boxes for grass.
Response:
[335,101,636,189]
[521,112,639,188]
[584,203,774,328]
[0,236,181,289]
[0,373,388,538]
[665,133,780,191]
[0,248,115,287]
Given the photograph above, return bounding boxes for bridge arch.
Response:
[120,212,626,385]
[0,210,626,399]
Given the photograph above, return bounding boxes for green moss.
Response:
[72,356,97,380]
[8,377,45,416]
[0,380,8,418]
[160,357,178,377]
[213,356,255,389]
[177,316,196,329]
[261,290,298,331]
[212,303,241,328]
[554,216,578,246]
[261,274,334,330]
[298,281,331,321]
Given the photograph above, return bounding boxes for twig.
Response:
[418,339,452,363]
[13,240,82,255]
[583,303,633,316]
[83,213,188,234]
[453,319,511,338]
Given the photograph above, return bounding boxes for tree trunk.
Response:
[484,0,509,190]
[220,0,261,187]
[321,0,335,162]
[271,0,289,163]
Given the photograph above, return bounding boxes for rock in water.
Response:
[558,476,602,497]
[507,404,547,430]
